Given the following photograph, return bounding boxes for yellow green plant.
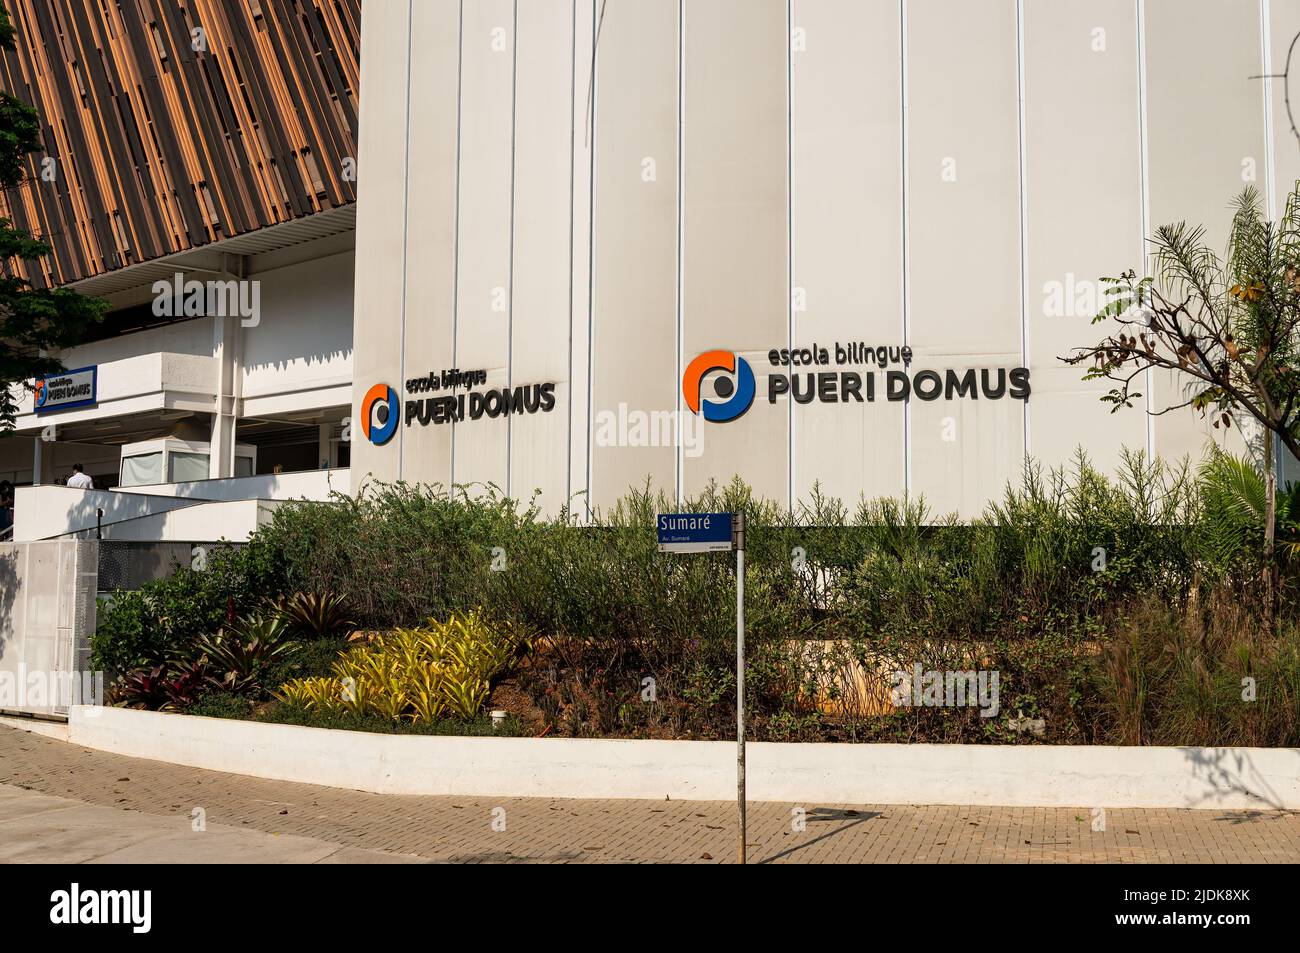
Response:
[407,667,447,722]
[275,609,523,724]
[273,676,338,711]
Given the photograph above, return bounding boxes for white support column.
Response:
[209,256,250,480]
[206,252,252,478]
[210,311,244,479]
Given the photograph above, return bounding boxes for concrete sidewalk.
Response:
[1,724,1297,863]
[0,785,421,863]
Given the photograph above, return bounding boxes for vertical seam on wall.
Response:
[787,0,794,518]
[900,0,911,498]
[676,0,686,507]
[398,0,414,481]
[1262,0,1278,220]
[1016,0,1029,466]
[1137,0,1154,462]
[566,0,576,510]
[586,0,598,521]
[506,0,519,498]
[451,0,465,489]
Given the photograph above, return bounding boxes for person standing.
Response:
[66,464,94,489]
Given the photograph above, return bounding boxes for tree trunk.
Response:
[1264,432,1277,613]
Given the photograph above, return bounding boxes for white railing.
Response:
[122,467,350,502]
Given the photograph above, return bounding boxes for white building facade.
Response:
[350,0,1300,518]
[11,0,1300,543]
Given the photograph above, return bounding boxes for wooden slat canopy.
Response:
[0,0,361,288]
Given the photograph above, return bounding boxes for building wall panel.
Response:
[397,0,461,488]
[680,0,789,505]
[589,0,680,510]
[790,0,905,508]
[451,0,516,492]
[351,0,1281,520]
[1023,0,1147,476]
[508,0,574,511]
[349,0,409,485]
[1145,0,1260,463]
[906,0,1024,519]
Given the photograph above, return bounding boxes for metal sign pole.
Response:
[734,513,746,865]
[654,511,746,863]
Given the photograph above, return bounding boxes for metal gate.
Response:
[0,540,100,717]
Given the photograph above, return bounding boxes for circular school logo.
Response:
[34,378,48,409]
[360,383,399,445]
[682,350,756,423]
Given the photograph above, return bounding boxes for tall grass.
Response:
[1099,592,1300,746]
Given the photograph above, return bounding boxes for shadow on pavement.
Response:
[759,807,880,864]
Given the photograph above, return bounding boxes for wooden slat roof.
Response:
[0,0,361,288]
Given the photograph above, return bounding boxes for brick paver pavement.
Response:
[1,725,1296,863]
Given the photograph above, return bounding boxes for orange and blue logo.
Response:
[360,383,399,445]
[34,378,47,409]
[682,350,756,423]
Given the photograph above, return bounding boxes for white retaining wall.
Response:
[67,706,1300,810]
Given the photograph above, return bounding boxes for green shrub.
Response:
[260,637,349,690]
[278,590,354,639]
[1096,592,1300,746]
[92,541,284,676]
[187,691,253,720]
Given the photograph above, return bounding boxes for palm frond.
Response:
[1198,450,1272,566]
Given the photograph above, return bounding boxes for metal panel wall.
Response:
[398,0,461,488]
[349,0,409,486]
[451,0,515,492]
[1023,0,1147,475]
[1145,0,1262,463]
[353,0,1299,519]
[509,0,575,507]
[589,0,679,508]
[906,0,1024,518]
[791,0,905,506]
[680,0,789,504]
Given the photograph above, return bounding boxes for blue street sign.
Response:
[657,512,735,553]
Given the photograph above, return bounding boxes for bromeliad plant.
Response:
[193,611,298,694]
[113,661,207,711]
[111,607,301,710]
[274,609,523,722]
[277,590,354,640]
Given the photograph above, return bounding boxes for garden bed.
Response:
[91,456,1300,748]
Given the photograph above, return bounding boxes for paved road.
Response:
[1,725,1296,863]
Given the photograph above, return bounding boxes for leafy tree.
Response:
[0,7,104,430]
[1066,185,1300,569]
